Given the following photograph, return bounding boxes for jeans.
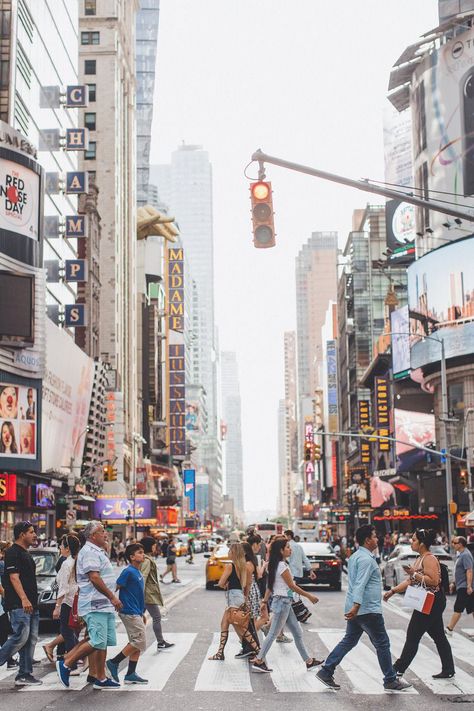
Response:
[0,609,39,676]
[257,596,309,662]
[59,603,78,653]
[320,613,396,685]
[145,603,164,643]
[394,590,454,675]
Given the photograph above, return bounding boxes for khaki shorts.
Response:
[119,613,147,652]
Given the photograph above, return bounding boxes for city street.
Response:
[0,555,473,710]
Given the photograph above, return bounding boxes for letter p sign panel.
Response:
[65,260,87,282]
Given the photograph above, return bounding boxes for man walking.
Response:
[284,530,316,585]
[56,521,122,689]
[446,536,474,634]
[0,521,41,686]
[316,524,411,692]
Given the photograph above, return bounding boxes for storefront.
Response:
[373,507,440,535]
[0,471,59,540]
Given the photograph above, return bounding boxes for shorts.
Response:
[226,589,245,608]
[119,613,147,652]
[454,588,474,614]
[166,557,176,565]
[83,612,117,650]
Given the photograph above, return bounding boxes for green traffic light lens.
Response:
[255,225,273,245]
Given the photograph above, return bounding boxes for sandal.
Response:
[208,631,229,661]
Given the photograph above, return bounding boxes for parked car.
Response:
[205,543,230,589]
[299,542,342,591]
[30,547,59,621]
[381,544,455,590]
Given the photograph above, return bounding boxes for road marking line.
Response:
[266,640,331,692]
[118,632,196,691]
[318,629,418,695]
[461,628,474,637]
[446,630,474,665]
[388,628,474,695]
[195,632,252,692]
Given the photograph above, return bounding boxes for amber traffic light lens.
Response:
[253,203,272,221]
[252,182,270,200]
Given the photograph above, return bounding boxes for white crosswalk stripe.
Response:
[1,627,473,695]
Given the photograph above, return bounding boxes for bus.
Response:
[251,521,284,538]
[293,518,319,542]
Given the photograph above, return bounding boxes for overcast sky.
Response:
[151,0,439,515]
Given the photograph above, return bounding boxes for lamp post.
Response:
[67,427,90,527]
[132,432,146,540]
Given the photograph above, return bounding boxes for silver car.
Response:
[382,544,454,589]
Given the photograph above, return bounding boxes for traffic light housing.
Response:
[304,440,313,461]
[250,181,275,248]
[314,443,322,461]
[460,469,468,488]
[102,463,117,482]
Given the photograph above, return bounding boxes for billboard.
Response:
[326,340,338,432]
[0,157,40,240]
[391,305,410,376]
[394,409,436,472]
[42,319,94,472]
[185,402,199,432]
[408,236,474,366]
[375,377,390,451]
[93,497,155,522]
[183,468,196,512]
[0,382,38,460]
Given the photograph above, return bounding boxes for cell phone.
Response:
[402,564,411,572]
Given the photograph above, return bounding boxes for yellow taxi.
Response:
[174,537,188,557]
[205,543,230,589]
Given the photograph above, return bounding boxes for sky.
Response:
[150,0,439,515]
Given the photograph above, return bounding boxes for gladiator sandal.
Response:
[208,630,229,660]
[241,628,260,655]
[247,619,260,648]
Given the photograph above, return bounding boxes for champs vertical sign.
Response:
[167,247,185,457]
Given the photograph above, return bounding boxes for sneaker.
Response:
[86,675,97,684]
[445,627,453,637]
[106,659,120,683]
[306,658,324,671]
[276,633,293,643]
[15,674,43,686]
[384,678,413,692]
[157,640,175,650]
[124,672,148,684]
[171,579,181,583]
[251,660,273,673]
[7,659,19,669]
[93,678,121,689]
[316,669,341,690]
[56,659,70,689]
[235,649,254,659]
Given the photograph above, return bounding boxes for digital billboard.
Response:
[408,236,474,366]
[394,409,436,472]
[0,382,37,459]
[0,157,40,240]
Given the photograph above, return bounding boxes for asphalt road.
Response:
[1,553,473,710]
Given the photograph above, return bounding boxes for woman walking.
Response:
[44,534,80,662]
[208,543,259,660]
[160,536,180,583]
[251,537,322,673]
[140,537,174,651]
[384,528,455,679]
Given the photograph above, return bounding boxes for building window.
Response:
[84,141,96,160]
[88,170,96,183]
[84,59,96,75]
[81,31,100,45]
[84,0,96,14]
[85,112,96,131]
[87,83,96,101]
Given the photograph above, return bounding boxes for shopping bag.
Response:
[403,585,435,615]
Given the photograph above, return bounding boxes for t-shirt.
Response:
[76,541,116,615]
[455,548,474,589]
[272,561,292,597]
[2,543,38,612]
[116,565,145,615]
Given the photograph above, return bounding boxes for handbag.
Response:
[228,603,251,629]
[291,597,312,622]
[68,592,83,631]
[403,584,435,615]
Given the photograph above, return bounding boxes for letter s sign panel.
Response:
[64,304,86,327]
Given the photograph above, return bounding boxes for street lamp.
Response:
[132,432,146,540]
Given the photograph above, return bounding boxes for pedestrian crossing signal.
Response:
[250,181,276,248]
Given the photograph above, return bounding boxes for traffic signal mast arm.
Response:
[250,150,474,224]
[321,429,467,463]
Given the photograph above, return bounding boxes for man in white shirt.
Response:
[285,530,316,584]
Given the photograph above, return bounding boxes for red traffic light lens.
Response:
[252,182,270,200]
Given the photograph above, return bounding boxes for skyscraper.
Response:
[221,351,244,518]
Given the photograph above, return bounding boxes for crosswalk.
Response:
[1,627,473,695]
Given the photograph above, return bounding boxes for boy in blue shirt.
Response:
[106,544,148,685]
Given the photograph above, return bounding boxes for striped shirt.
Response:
[76,541,115,615]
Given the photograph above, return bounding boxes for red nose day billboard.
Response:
[0,159,40,240]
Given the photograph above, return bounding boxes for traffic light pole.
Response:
[251,150,474,223]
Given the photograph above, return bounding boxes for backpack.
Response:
[439,562,450,594]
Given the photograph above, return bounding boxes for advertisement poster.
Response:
[0,158,40,239]
[0,382,37,459]
[394,409,436,472]
[42,319,94,472]
[93,497,154,522]
[185,402,199,432]
[391,305,411,376]
[183,468,196,512]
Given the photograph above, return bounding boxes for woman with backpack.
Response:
[383,528,455,679]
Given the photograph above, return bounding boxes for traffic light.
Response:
[314,443,322,461]
[304,440,313,461]
[250,181,275,248]
[460,469,468,488]
[102,464,117,482]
